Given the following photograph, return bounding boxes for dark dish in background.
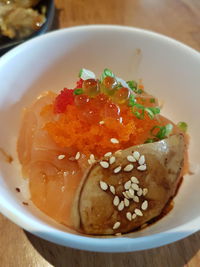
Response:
[0,0,54,55]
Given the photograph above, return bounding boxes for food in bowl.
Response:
[17,68,188,235]
[0,0,46,39]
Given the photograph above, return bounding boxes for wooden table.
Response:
[1,0,200,266]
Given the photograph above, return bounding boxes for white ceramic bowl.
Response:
[0,25,200,253]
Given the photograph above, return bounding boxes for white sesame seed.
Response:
[113,196,120,206]
[113,221,120,230]
[127,155,136,162]
[113,166,122,174]
[133,196,139,203]
[118,201,124,211]
[99,181,108,191]
[124,180,131,190]
[75,152,81,160]
[126,191,134,199]
[143,188,148,196]
[88,159,92,165]
[104,152,112,157]
[132,213,137,220]
[137,164,147,171]
[99,121,105,125]
[124,198,130,207]
[124,164,134,172]
[123,191,130,199]
[141,200,148,211]
[110,138,119,144]
[126,212,132,221]
[137,188,143,196]
[131,176,139,184]
[138,155,145,165]
[128,188,135,197]
[135,208,143,216]
[133,151,140,161]
[109,156,116,165]
[90,154,95,161]
[58,154,65,160]
[110,185,115,195]
[131,183,139,191]
[100,161,109,168]
[119,117,123,123]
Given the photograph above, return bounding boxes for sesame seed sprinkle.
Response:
[123,191,130,199]
[99,181,108,191]
[138,155,145,165]
[128,188,135,197]
[113,221,120,230]
[75,152,81,160]
[110,185,115,195]
[124,198,130,207]
[109,156,116,165]
[100,161,109,168]
[104,152,112,157]
[113,166,122,174]
[124,164,134,172]
[137,164,147,171]
[133,196,139,203]
[113,196,120,206]
[127,155,136,163]
[118,201,124,211]
[99,121,105,125]
[143,188,148,196]
[137,188,143,196]
[132,213,137,220]
[133,151,140,161]
[131,176,139,184]
[135,208,143,216]
[124,180,131,190]
[110,138,119,144]
[58,154,65,160]
[141,200,148,211]
[126,212,132,221]
[131,183,139,191]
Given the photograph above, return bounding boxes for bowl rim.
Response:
[0,25,199,252]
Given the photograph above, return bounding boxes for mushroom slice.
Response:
[79,134,186,235]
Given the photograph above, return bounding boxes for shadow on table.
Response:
[25,231,200,267]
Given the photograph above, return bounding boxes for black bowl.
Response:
[0,0,55,56]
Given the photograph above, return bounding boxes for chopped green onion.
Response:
[79,68,96,80]
[128,95,136,107]
[101,68,115,80]
[74,88,83,95]
[145,107,160,119]
[144,138,155,143]
[177,121,188,132]
[150,123,173,140]
[133,110,144,119]
[127,80,137,91]
[150,98,155,103]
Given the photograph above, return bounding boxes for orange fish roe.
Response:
[43,93,160,158]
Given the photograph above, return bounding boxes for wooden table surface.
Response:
[1,0,200,266]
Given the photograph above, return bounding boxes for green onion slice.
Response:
[74,88,83,95]
[79,68,96,80]
[150,123,173,139]
[177,121,188,132]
